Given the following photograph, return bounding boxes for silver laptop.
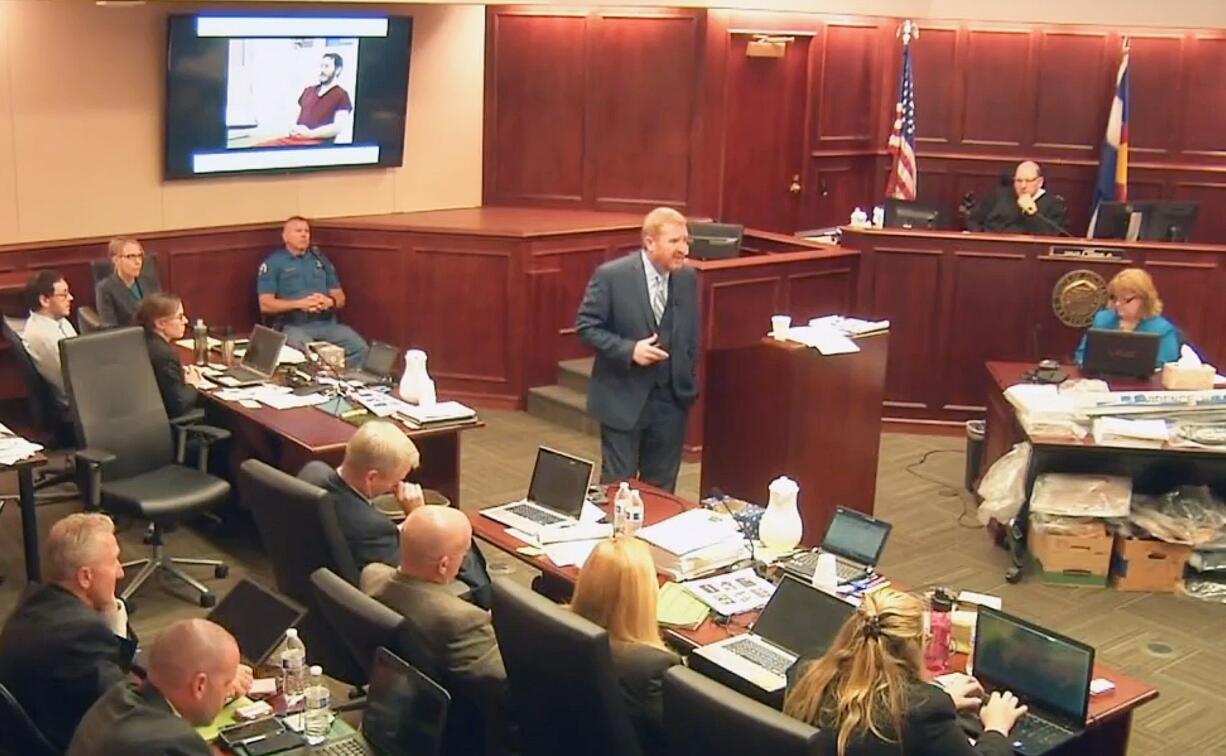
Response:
[691,576,855,692]
[780,507,892,585]
[343,341,399,385]
[480,447,593,535]
[219,324,286,386]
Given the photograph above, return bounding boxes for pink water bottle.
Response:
[925,588,954,673]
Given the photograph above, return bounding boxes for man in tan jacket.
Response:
[362,505,507,719]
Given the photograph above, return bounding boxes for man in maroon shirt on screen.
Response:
[290,52,353,143]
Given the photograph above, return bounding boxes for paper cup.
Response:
[771,315,791,339]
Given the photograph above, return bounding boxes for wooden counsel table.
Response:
[470,483,1157,755]
[178,346,479,507]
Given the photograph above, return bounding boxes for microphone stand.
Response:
[1023,195,1075,237]
[710,488,766,579]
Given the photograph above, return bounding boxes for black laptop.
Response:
[343,341,399,385]
[206,578,306,665]
[780,507,892,584]
[1082,329,1160,378]
[283,647,451,756]
[972,607,1095,756]
[220,324,287,387]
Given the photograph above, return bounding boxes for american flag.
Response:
[885,26,917,200]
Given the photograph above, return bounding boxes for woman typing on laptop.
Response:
[570,538,679,756]
[1074,268,1180,368]
[782,590,1026,755]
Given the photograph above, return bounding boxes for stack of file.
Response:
[635,508,750,581]
[657,581,711,630]
[393,400,478,429]
[1091,417,1170,449]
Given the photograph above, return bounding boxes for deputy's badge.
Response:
[1052,269,1107,327]
[259,263,268,275]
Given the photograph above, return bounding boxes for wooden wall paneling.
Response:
[1139,254,1221,365]
[1033,255,1130,361]
[703,275,782,351]
[317,239,407,349]
[858,245,942,412]
[411,242,515,398]
[1180,35,1226,159]
[695,10,733,220]
[524,266,560,389]
[1040,162,1097,235]
[532,240,621,362]
[1032,31,1110,154]
[785,264,855,321]
[804,155,877,229]
[484,11,589,205]
[589,11,700,210]
[1172,181,1226,243]
[718,32,812,232]
[913,159,955,226]
[160,238,272,334]
[940,250,1030,411]
[912,25,960,147]
[961,29,1033,148]
[1127,34,1184,159]
[813,22,880,150]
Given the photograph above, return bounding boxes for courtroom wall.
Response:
[0,2,485,245]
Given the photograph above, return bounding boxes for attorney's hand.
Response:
[632,335,669,366]
[227,664,255,701]
[395,482,425,515]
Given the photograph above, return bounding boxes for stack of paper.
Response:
[681,568,776,616]
[1092,417,1170,448]
[395,400,478,427]
[635,509,750,580]
[782,325,859,355]
[0,424,43,465]
[808,315,890,336]
[657,582,710,630]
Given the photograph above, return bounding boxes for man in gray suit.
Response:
[66,619,240,756]
[576,207,700,492]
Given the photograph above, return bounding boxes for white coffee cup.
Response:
[771,315,791,339]
[811,552,839,594]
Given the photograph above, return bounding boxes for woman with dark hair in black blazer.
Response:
[135,293,200,418]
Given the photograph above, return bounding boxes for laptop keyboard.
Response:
[1012,714,1072,748]
[784,552,866,582]
[726,638,792,676]
[506,503,565,526]
[313,737,374,756]
[226,365,265,382]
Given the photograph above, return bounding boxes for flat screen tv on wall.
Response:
[165,14,412,179]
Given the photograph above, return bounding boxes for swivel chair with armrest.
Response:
[310,567,404,682]
[239,459,364,682]
[0,674,60,756]
[491,577,643,756]
[662,666,823,756]
[61,327,231,607]
[76,306,105,334]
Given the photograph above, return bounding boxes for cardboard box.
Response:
[1028,521,1113,582]
[1112,536,1193,592]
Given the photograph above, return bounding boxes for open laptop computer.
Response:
[220,324,287,387]
[286,647,451,756]
[342,341,399,385]
[479,446,593,535]
[690,575,855,694]
[1082,329,1160,379]
[206,578,306,665]
[972,606,1095,756]
[780,507,892,584]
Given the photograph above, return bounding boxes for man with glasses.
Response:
[968,160,1068,235]
[22,269,77,408]
[96,237,160,327]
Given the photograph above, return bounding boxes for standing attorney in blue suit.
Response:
[576,207,700,493]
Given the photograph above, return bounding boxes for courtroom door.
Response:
[718,34,812,234]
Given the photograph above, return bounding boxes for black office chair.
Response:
[310,567,405,681]
[490,577,643,756]
[662,666,823,756]
[0,315,78,504]
[77,305,105,334]
[61,327,231,607]
[240,460,363,682]
[0,680,57,756]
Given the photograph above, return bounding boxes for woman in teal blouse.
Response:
[1075,267,1180,367]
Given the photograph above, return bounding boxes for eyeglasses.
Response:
[119,253,144,261]
[1110,295,1139,305]
[49,290,71,299]
[1013,177,1040,184]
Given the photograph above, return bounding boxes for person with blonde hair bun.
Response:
[571,537,678,756]
[783,589,1025,756]
[1075,267,1180,367]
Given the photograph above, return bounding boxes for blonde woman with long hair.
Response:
[1074,267,1180,367]
[783,590,1026,756]
[571,537,678,756]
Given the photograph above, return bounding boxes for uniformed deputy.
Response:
[257,216,368,367]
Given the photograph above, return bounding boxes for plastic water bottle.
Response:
[613,482,631,535]
[192,318,209,366]
[280,628,307,698]
[624,490,644,536]
[303,665,333,744]
[924,588,954,673]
